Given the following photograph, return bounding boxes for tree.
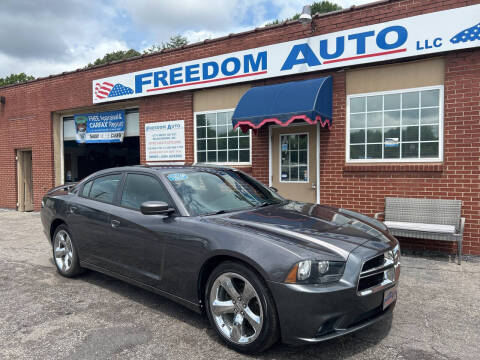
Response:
[143,34,189,54]
[86,49,141,68]
[0,73,35,87]
[85,34,188,69]
[266,1,342,25]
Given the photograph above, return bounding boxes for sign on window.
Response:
[145,120,186,162]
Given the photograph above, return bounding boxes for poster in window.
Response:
[145,120,185,162]
[74,110,125,143]
[385,138,399,147]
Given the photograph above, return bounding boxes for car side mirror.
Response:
[269,186,278,193]
[140,201,174,216]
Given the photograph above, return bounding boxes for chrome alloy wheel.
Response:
[209,272,264,345]
[54,230,74,272]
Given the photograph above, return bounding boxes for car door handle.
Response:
[111,220,121,228]
[69,206,77,214]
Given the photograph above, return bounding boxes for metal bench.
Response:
[375,197,465,264]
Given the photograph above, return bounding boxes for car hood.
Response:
[206,202,395,260]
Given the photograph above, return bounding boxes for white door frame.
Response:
[268,122,320,204]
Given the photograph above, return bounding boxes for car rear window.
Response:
[81,180,93,197]
[88,174,122,204]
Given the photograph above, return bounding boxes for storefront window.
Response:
[195,110,251,164]
[347,87,443,162]
[280,133,308,182]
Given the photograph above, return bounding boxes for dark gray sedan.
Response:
[41,165,400,353]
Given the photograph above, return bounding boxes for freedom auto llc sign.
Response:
[74,110,125,143]
[93,5,480,103]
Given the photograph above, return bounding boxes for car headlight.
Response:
[285,260,345,284]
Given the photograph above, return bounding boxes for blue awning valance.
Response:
[232,77,332,132]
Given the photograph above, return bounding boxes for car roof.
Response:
[84,164,238,178]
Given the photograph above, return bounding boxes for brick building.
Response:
[0,0,479,256]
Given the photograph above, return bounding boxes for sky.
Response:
[0,0,373,79]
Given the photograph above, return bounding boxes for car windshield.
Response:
[165,169,284,216]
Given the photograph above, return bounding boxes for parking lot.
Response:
[0,210,479,360]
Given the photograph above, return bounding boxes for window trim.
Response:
[193,108,252,166]
[279,132,309,184]
[345,85,444,163]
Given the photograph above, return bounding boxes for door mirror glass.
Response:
[140,201,173,215]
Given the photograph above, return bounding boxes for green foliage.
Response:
[86,49,141,68]
[265,1,342,26]
[0,73,35,87]
[86,34,188,68]
[310,1,342,15]
[143,34,189,54]
[264,19,281,27]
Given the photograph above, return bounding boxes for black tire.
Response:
[205,261,279,354]
[52,224,83,278]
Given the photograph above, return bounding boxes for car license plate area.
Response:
[383,286,397,310]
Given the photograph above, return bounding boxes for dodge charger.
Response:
[41,165,400,353]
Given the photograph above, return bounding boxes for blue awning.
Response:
[232,77,332,132]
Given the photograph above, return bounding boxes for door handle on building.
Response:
[311,182,316,189]
[111,219,121,228]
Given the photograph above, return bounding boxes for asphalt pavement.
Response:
[0,210,479,360]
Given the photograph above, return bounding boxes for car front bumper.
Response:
[268,253,400,345]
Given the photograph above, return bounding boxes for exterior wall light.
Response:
[299,5,316,33]
[299,5,312,24]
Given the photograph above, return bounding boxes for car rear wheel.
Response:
[205,261,279,353]
[52,225,82,277]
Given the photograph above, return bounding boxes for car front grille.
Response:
[357,252,396,295]
[362,254,385,272]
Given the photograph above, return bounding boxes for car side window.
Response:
[121,173,170,211]
[81,180,93,197]
[88,174,122,204]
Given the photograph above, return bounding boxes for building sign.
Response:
[93,5,480,104]
[74,110,125,143]
[145,120,185,162]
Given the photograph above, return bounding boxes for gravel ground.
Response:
[0,210,479,360]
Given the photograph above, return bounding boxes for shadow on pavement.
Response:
[67,263,393,359]
[74,269,209,330]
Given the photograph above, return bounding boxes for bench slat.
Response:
[384,221,456,234]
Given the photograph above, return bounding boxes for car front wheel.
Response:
[205,261,279,353]
[52,225,82,277]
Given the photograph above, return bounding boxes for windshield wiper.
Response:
[204,206,253,216]
[203,209,233,216]
[258,200,283,207]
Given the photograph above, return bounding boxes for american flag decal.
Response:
[94,82,133,99]
[450,23,480,44]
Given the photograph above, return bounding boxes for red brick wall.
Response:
[0,0,479,255]
[139,92,194,165]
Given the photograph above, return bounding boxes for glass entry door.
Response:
[271,124,318,203]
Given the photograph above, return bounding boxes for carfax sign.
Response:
[93,5,480,103]
[74,110,125,143]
